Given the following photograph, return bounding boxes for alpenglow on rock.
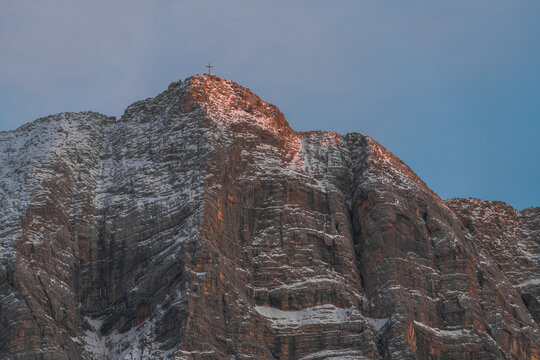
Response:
[0,75,539,359]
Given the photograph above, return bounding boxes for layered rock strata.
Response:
[0,75,538,359]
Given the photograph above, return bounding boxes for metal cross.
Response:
[206,63,213,74]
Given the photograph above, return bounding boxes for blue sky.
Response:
[1,1,539,208]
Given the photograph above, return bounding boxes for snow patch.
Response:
[254,304,361,329]
[413,320,471,339]
[515,278,540,288]
[299,349,369,360]
[365,317,388,331]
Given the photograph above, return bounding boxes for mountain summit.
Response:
[0,75,539,359]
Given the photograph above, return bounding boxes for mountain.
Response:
[0,75,538,359]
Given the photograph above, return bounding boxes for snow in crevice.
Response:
[365,317,389,331]
[413,320,472,339]
[515,277,540,288]
[299,349,372,360]
[254,304,362,329]
[82,290,185,360]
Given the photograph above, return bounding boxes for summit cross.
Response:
[206,63,213,74]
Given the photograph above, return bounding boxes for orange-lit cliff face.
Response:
[0,75,538,359]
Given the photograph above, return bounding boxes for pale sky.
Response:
[1,1,539,208]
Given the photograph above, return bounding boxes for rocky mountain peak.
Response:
[0,76,539,359]
[165,74,292,134]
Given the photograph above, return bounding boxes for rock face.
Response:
[0,74,538,359]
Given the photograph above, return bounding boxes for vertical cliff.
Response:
[0,75,538,359]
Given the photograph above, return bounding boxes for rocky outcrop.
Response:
[447,198,540,327]
[0,75,538,359]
